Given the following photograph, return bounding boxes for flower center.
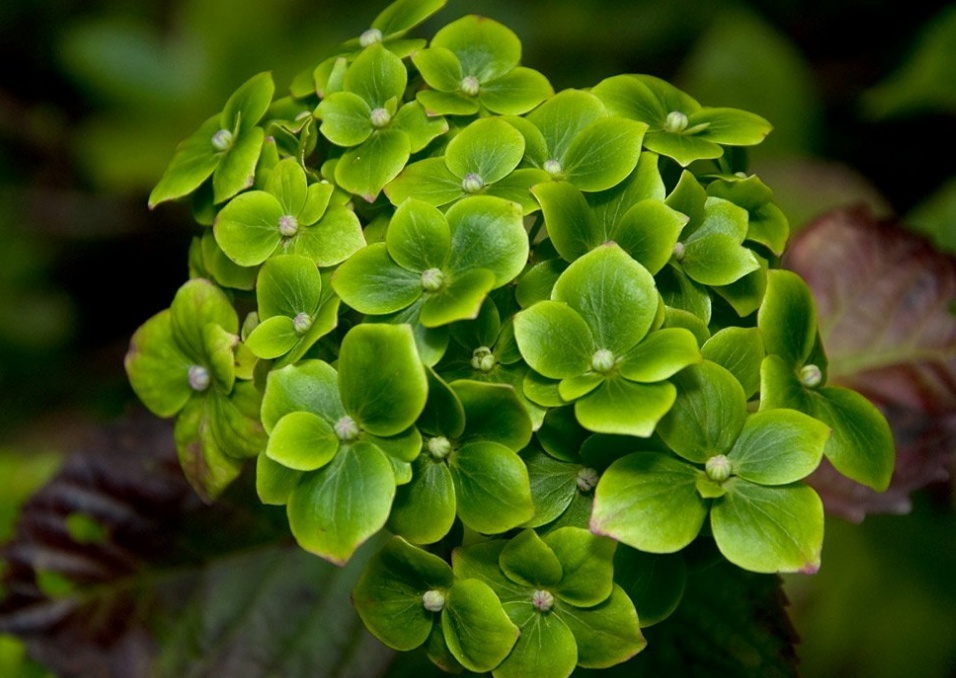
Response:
[279,214,299,237]
[799,364,823,388]
[427,436,452,460]
[664,111,689,133]
[370,107,391,128]
[211,128,234,152]
[532,589,554,612]
[460,75,481,97]
[334,416,360,442]
[576,467,600,492]
[471,346,496,373]
[188,365,211,392]
[422,589,445,612]
[705,454,732,483]
[293,312,313,335]
[543,159,563,177]
[672,241,686,261]
[591,349,616,374]
[421,267,445,292]
[359,28,383,47]
[461,173,484,194]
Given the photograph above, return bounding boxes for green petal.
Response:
[728,409,830,485]
[563,117,647,192]
[558,373,604,401]
[169,277,239,359]
[385,157,463,207]
[532,181,602,262]
[453,379,533,450]
[527,89,608,163]
[125,310,194,417]
[431,14,520,83]
[261,360,345,433]
[352,535,453,651]
[421,269,496,327]
[257,254,322,319]
[371,0,448,38]
[758,268,817,368]
[387,198,452,271]
[681,199,760,286]
[208,382,267,459]
[344,42,408,108]
[701,326,764,399]
[692,107,772,146]
[612,548,686,627]
[515,257,567,308]
[244,315,299,359]
[416,89,479,117]
[445,195,528,285]
[287,441,395,565]
[552,243,658,355]
[591,74,667,127]
[419,367,466,439]
[522,448,580,527]
[388,455,457,544]
[392,100,449,152]
[443,579,520,673]
[513,301,593,379]
[412,46,463,91]
[495,603,578,678]
[299,181,335,226]
[255,453,302,505]
[480,66,553,115]
[591,452,707,553]
[266,411,339,471]
[331,242,423,315]
[288,205,366,267]
[452,441,534,534]
[174,394,245,502]
[148,115,221,208]
[221,71,274,130]
[558,584,646,668]
[338,323,428,436]
[486,168,552,215]
[214,190,283,267]
[574,378,677,438]
[500,528,563,588]
[212,126,264,204]
[265,157,309,215]
[643,131,723,167]
[657,361,748,463]
[611,198,688,274]
[618,328,701,383]
[545,527,616,607]
[711,480,823,573]
[315,91,374,147]
[335,129,411,202]
[445,118,526,185]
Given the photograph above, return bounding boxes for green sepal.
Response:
[352,535,453,651]
[758,269,817,368]
[513,301,594,379]
[387,197,452,272]
[657,361,748,463]
[728,409,829,485]
[255,453,302,506]
[535,405,589,462]
[412,46,462,92]
[369,296,451,367]
[445,117,525,185]
[315,91,374,147]
[494,603,578,678]
[338,323,428,437]
[392,101,449,152]
[532,180,601,262]
[574,378,677,438]
[287,440,395,565]
[173,393,245,502]
[212,126,265,204]
[612,547,686,627]
[500,528,563,588]
[521,448,579,527]
[431,14,520,83]
[680,198,760,287]
[656,263,712,324]
[485,168,552,215]
[452,441,534,534]
[148,115,222,208]
[261,359,344,433]
[618,328,701,383]
[559,373,604,401]
[284,205,366,268]
[446,195,528,286]
[420,268,497,327]
[701,326,764,399]
[266,411,339,472]
[345,42,408,108]
[331,242,423,315]
[388,455,457,544]
[416,89,480,117]
[370,0,448,38]
[385,157,463,207]
[480,66,554,115]
[563,117,647,192]
[443,579,521,673]
[706,174,789,255]
[690,107,772,146]
[591,452,708,553]
[335,129,411,202]
[367,425,423,464]
[525,89,607,164]
[454,379,533,450]
[199,231,258,291]
[544,527,616,607]
[213,190,284,266]
[711,480,823,574]
[557,584,646,668]
[125,310,195,418]
[613,198,688,274]
[170,277,239,358]
[418,367,466,438]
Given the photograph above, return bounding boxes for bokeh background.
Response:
[1,1,955,676]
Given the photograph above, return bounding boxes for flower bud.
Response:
[188,365,211,392]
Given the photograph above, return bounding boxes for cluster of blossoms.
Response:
[126,1,894,675]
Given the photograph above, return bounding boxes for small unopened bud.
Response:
[427,436,452,460]
[672,241,686,261]
[799,364,823,388]
[279,214,299,237]
[188,365,211,392]
[211,128,235,152]
[334,415,360,441]
[532,589,554,612]
[664,111,689,133]
[370,107,391,128]
[471,347,496,373]
[421,267,445,292]
[359,28,383,47]
[461,173,484,194]
[293,312,313,335]
[423,589,445,612]
[705,454,732,483]
[576,467,600,492]
[460,75,480,97]
[543,159,563,177]
[591,349,616,374]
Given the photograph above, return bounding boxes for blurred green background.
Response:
[1,0,954,676]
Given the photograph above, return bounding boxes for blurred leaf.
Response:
[862,3,956,118]
[0,410,398,678]
[906,176,956,256]
[784,207,956,520]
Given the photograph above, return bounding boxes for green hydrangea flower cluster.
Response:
[126,1,895,675]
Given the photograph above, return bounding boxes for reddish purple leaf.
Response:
[784,206,955,520]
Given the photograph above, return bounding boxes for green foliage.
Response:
[124,0,897,674]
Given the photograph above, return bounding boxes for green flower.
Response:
[149,72,274,207]
[592,73,772,167]
[412,14,553,116]
[591,361,831,573]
